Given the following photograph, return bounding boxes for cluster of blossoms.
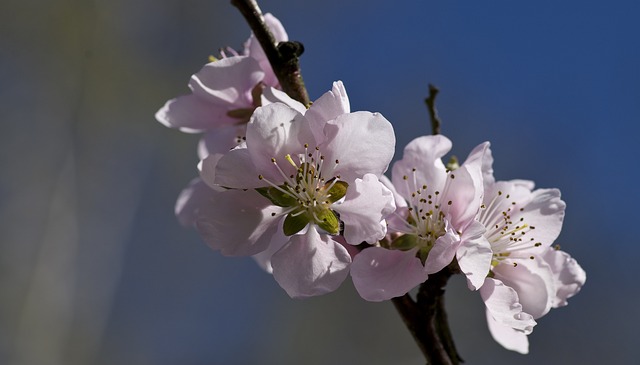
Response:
[156,14,585,354]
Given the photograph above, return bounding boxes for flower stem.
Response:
[230,0,311,107]
[392,265,463,364]
[424,84,441,135]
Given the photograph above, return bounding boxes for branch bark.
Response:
[231,0,311,107]
[425,84,441,135]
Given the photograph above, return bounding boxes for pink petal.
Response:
[333,174,395,245]
[391,135,451,200]
[251,224,287,274]
[378,174,409,233]
[189,56,264,106]
[155,94,233,133]
[245,13,288,87]
[439,162,484,230]
[424,229,459,274]
[480,278,536,334]
[261,87,306,114]
[351,247,427,302]
[198,125,246,159]
[271,226,351,298]
[321,111,395,183]
[213,146,262,189]
[304,81,351,142]
[246,103,316,181]
[542,248,586,308]
[195,189,283,256]
[485,308,530,354]
[493,258,555,319]
[456,221,492,290]
[174,178,222,227]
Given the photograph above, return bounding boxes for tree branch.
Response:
[425,84,441,135]
[231,0,311,107]
[392,265,462,365]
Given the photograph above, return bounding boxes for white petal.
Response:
[480,278,536,334]
[456,221,492,290]
[493,258,555,319]
[378,174,409,233]
[392,135,451,199]
[271,226,351,298]
[485,308,530,354]
[195,189,283,256]
[464,141,494,190]
[351,247,427,302]
[321,111,395,183]
[439,162,484,230]
[542,248,586,307]
[334,174,395,245]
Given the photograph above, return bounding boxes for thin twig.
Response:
[425,84,441,135]
[230,0,311,107]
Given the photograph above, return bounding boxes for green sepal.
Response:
[390,234,418,251]
[325,180,349,203]
[315,209,340,235]
[256,186,297,207]
[283,212,310,236]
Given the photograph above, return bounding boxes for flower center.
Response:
[256,144,347,236]
[478,190,542,268]
[388,168,455,262]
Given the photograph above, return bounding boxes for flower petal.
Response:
[245,13,288,87]
[391,135,451,200]
[424,228,459,274]
[351,247,427,302]
[195,189,282,256]
[155,94,233,133]
[271,226,351,298]
[480,277,536,334]
[175,178,222,227]
[439,162,484,230]
[493,258,555,319]
[542,248,586,308]
[198,125,246,159]
[246,103,316,181]
[321,111,395,183]
[304,81,351,142]
[211,146,262,189]
[251,223,287,274]
[485,308,530,354]
[189,56,264,106]
[261,86,306,114]
[379,174,409,233]
[334,174,395,245]
[456,221,492,290]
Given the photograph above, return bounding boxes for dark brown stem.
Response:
[425,84,441,135]
[392,265,462,364]
[230,0,311,107]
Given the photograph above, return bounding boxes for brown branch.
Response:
[425,84,441,135]
[392,265,462,365]
[230,0,311,107]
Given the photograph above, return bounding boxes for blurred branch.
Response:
[231,0,311,107]
[425,84,441,135]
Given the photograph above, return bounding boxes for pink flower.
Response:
[351,135,493,301]
[196,82,396,298]
[155,14,297,227]
[477,150,586,353]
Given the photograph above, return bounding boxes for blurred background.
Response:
[1,0,637,364]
